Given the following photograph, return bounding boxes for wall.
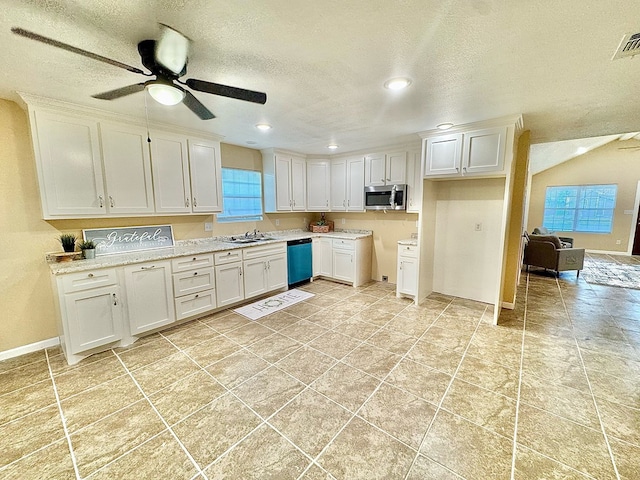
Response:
[528,139,640,252]
[0,100,305,353]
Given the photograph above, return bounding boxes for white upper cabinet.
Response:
[364,152,407,186]
[99,122,154,215]
[31,110,106,218]
[188,138,222,213]
[406,150,422,213]
[330,158,347,211]
[306,159,330,211]
[462,126,507,175]
[150,132,191,213]
[263,150,307,212]
[424,133,463,177]
[331,157,364,211]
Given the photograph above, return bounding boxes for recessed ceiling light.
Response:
[246,141,257,145]
[255,123,272,131]
[576,147,588,155]
[436,122,454,130]
[327,144,339,150]
[384,77,412,90]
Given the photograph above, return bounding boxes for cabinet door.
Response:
[275,156,292,211]
[150,133,191,213]
[215,263,245,307]
[330,159,347,211]
[424,134,462,176]
[320,238,333,276]
[406,150,422,213]
[243,258,268,299]
[267,253,288,290]
[364,154,386,187]
[462,126,507,175]
[306,160,330,211]
[291,157,306,211]
[124,261,175,335]
[333,249,354,282]
[346,157,365,211]
[397,256,417,295]
[34,110,105,217]
[188,138,222,212]
[312,238,321,276]
[64,286,122,354]
[386,152,407,184]
[100,123,155,215]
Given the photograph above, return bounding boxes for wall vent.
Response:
[612,32,640,60]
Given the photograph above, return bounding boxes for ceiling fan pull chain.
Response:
[144,93,151,144]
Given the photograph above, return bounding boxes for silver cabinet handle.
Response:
[195,294,199,298]
[112,293,118,306]
[387,178,391,181]
[109,196,114,208]
[193,198,198,207]
[141,265,155,270]
[381,179,385,183]
[98,196,104,208]
[347,200,350,207]
[185,198,190,208]
[343,200,346,207]
[192,257,197,261]
[193,272,198,276]
[326,200,329,207]
[268,261,271,270]
[239,267,243,276]
[88,273,94,278]
[399,261,403,270]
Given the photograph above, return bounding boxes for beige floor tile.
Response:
[514,444,592,479]
[581,346,640,378]
[342,343,401,379]
[149,371,226,425]
[0,439,75,480]
[223,322,274,346]
[0,350,46,374]
[204,424,309,479]
[407,340,463,375]
[117,338,179,371]
[206,350,270,389]
[366,329,416,355]
[359,382,436,448]
[280,319,329,343]
[132,352,201,395]
[48,349,115,375]
[331,318,380,341]
[161,321,219,349]
[303,293,340,309]
[386,358,451,405]
[464,340,522,371]
[247,333,302,362]
[61,374,144,433]
[608,437,640,480]
[311,363,380,412]
[53,355,126,399]
[405,454,461,480]
[384,315,432,337]
[522,353,590,392]
[420,410,513,479]
[299,463,337,479]
[70,400,166,478]
[203,312,251,333]
[270,388,352,456]
[305,310,351,329]
[351,308,396,327]
[182,335,241,367]
[0,360,50,395]
[308,331,362,359]
[276,346,337,385]
[587,369,640,408]
[318,416,415,480]
[0,405,65,468]
[232,366,305,418]
[258,311,301,331]
[516,404,617,479]
[442,379,516,438]
[0,380,56,426]
[172,392,261,467]
[88,430,197,479]
[596,397,640,445]
[285,300,321,319]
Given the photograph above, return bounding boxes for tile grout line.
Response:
[112,351,208,480]
[509,272,530,479]
[556,277,622,480]
[403,302,489,480]
[44,348,82,480]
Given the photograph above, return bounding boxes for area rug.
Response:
[233,289,315,320]
[582,254,640,289]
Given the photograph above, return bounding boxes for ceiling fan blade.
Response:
[185,79,267,104]
[155,24,189,75]
[183,90,215,120]
[92,83,146,100]
[12,27,146,75]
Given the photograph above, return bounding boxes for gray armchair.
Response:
[524,234,585,277]
[532,226,574,248]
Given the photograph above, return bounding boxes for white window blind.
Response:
[217,168,263,223]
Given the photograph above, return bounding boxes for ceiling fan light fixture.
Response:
[327,144,339,150]
[384,77,412,90]
[437,122,454,130]
[147,82,185,106]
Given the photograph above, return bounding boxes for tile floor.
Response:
[1,274,639,479]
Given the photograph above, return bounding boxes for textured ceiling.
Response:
[1,1,640,155]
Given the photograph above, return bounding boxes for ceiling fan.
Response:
[11,25,267,120]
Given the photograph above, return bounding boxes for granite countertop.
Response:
[49,229,373,275]
[398,239,418,246]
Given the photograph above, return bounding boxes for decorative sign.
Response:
[83,225,174,256]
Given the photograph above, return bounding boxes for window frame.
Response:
[542,184,617,234]
[216,167,264,223]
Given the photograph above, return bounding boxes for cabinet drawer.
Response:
[214,249,243,265]
[61,269,118,293]
[171,254,214,273]
[398,245,417,258]
[173,267,215,297]
[243,242,287,260]
[175,289,216,321]
[332,239,355,250]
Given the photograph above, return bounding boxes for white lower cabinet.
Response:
[319,237,333,277]
[243,243,288,299]
[124,260,175,335]
[172,253,216,321]
[313,236,372,287]
[332,240,355,283]
[396,243,418,298]
[215,262,245,307]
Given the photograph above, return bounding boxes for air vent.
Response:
[612,32,640,60]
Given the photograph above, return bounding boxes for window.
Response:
[543,184,617,233]
[216,168,263,223]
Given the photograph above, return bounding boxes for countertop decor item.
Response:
[59,234,77,253]
[83,225,174,256]
[78,240,96,259]
[310,213,334,233]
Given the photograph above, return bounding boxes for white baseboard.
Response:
[586,249,630,256]
[501,302,515,310]
[0,337,60,362]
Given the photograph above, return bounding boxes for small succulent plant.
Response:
[59,234,77,253]
[78,240,95,250]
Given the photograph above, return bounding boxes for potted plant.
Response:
[59,234,77,253]
[78,240,96,259]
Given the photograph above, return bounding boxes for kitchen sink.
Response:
[228,236,279,244]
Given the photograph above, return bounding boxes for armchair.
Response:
[532,226,574,248]
[523,234,584,277]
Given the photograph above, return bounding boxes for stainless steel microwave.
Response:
[364,184,407,211]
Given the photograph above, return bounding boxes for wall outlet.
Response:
[341,218,345,225]
[616,239,622,245]
[275,219,280,226]
[382,275,388,282]
[474,222,482,231]
[204,222,213,232]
